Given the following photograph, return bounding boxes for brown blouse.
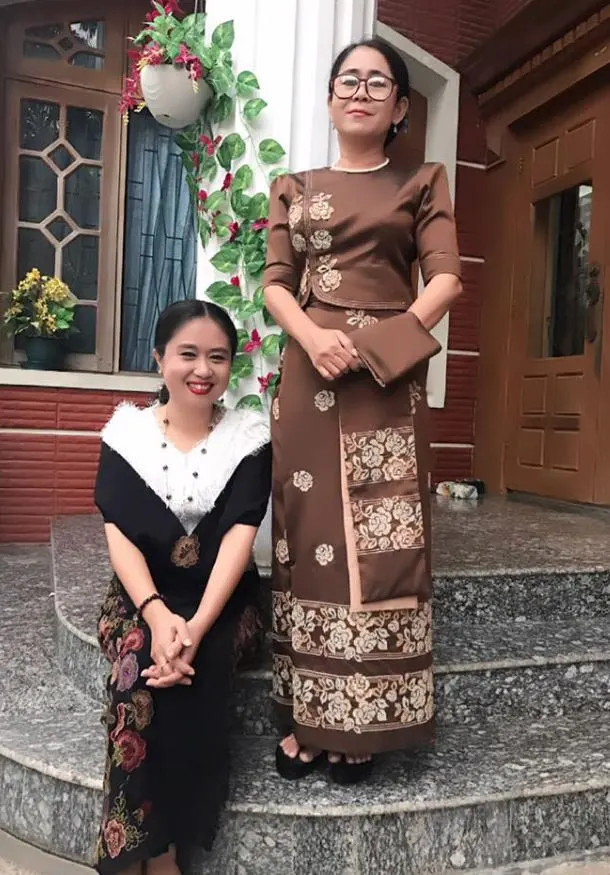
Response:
[264,161,461,310]
[263,161,461,387]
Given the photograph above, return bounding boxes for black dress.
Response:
[93,403,271,874]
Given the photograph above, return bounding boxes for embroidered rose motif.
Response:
[272,397,280,421]
[367,506,393,537]
[291,232,306,252]
[103,819,127,859]
[385,431,407,455]
[309,192,334,221]
[314,390,336,412]
[114,729,146,772]
[120,627,145,655]
[315,544,334,566]
[383,457,410,481]
[311,229,332,250]
[171,534,200,568]
[131,689,153,730]
[328,622,353,653]
[317,256,342,293]
[327,692,351,722]
[288,195,303,228]
[116,652,139,692]
[362,442,384,469]
[293,470,313,492]
[275,538,290,565]
[346,310,378,328]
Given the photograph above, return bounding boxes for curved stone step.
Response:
[52,518,610,730]
[3,546,610,874]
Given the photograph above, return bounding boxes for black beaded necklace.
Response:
[160,403,224,504]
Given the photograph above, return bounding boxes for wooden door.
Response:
[504,88,610,503]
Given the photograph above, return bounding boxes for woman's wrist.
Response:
[140,597,169,627]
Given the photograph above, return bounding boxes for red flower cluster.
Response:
[244,330,262,354]
[258,372,275,394]
[199,134,222,156]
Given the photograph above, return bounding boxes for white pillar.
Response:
[197,0,378,343]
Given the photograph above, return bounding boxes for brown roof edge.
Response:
[458,0,607,93]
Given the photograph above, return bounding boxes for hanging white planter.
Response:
[140,63,212,129]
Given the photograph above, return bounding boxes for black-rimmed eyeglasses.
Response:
[332,73,396,102]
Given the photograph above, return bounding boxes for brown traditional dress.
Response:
[264,161,461,756]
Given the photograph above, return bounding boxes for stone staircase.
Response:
[1,498,609,874]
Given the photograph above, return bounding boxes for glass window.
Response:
[120,110,197,372]
[529,183,592,358]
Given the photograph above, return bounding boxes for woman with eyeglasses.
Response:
[263,37,462,784]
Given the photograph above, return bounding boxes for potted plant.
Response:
[120,0,215,128]
[3,268,77,371]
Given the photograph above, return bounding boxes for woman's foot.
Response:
[328,752,374,785]
[275,734,323,780]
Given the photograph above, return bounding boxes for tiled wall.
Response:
[0,388,151,542]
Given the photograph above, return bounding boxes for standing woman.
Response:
[264,38,462,783]
[94,300,271,874]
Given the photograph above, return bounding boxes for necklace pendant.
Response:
[171,534,200,568]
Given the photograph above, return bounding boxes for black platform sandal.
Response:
[328,757,374,785]
[275,743,324,780]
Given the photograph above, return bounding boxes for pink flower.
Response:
[230,276,240,287]
[187,58,204,82]
[198,189,208,204]
[252,218,269,232]
[244,330,262,354]
[229,221,240,242]
[221,173,233,191]
[258,372,275,394]
[115,729,147,772]
[175,44,196,66]
[103,820,127,859]
[140,42,165,66]
[163,0,183,14]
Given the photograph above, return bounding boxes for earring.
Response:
[404,117,409,133]
[393,123,398,135]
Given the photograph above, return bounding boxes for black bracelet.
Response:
[137,592,166,618]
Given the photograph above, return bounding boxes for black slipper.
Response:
[275,743,324,780]
[328,757,374,785]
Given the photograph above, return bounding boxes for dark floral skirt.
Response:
[94,574,264,874]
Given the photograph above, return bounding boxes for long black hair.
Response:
[329,37,411,146]
[154,299,238,404]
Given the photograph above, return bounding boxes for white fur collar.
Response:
[101,402,269,534]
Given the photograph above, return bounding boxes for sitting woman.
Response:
[94,299,271,875]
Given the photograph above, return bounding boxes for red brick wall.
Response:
[0,387,152,542]
[378,0,496,67]
[378,0,489,485]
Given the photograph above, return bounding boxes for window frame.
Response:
[0,0,155,376]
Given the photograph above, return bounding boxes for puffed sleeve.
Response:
[218,443,272,532]
[415,163,461,282]
[263,175,300,294]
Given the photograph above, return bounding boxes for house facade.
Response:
[0,0,607,541]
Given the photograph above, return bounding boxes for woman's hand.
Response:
[143,602,193,677]
[142,617,203,689]
[302,327,360,381]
